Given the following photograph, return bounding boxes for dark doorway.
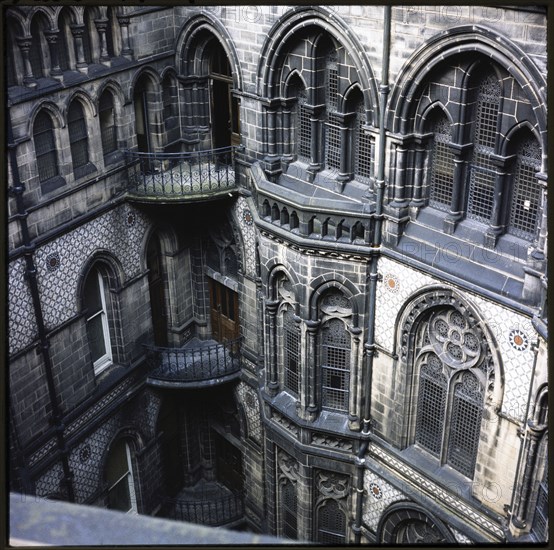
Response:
[147,234,167,346]
[214,431,243,492]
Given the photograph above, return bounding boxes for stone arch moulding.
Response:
[309,274,361,320]
[256,6,379,127]
[175,14,243,92]
[96,79,126,112]
[266,264,301,300]
[75,250,126,309]
[393,285,504,410]
[377,501,456,544]
[28,101,66,139]
[388,25,547,141]
[130,66,162,94]
[28,6,57,33]
[63,90,98,119]
[139,223,179,273]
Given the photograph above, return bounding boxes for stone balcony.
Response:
[145,337,241,389]
[125,146,240,203]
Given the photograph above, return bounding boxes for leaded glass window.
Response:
[321,319,350,412]
[296,89,311,161]
[532,463,548,542]
[99,91,117,155]
[33,111,59,182]
[283,308,300,395]
[467,74,500,223]
[281,479,298,540]
[508,137,541,240]
[429,114,454,211]
[68,101,89,171]
[325,114,342,171]
[316,500,346,544]
[414,309,487,478]
[354,102,373,182]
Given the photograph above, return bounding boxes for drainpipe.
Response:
[8,112,75,502]
[353,7,391,544]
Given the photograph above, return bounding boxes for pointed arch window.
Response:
[68,100,89,172]
[29,17,46,78]
[316,499,346,544]
[320,318,350,413]
[99,91,117,156]
[282,306,300,395]
[354,101,373,182]
[508,136,542,240]
[281,478,298,540]
[428,112,454,211]
[296,87,311,162]
[413,309,489,478]
[467,73,501,223]
[33,111,59,182]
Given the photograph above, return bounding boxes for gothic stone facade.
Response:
[7,5,548,544]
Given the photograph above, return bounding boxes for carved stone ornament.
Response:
[277,450,300,481]
[316,471,350,499]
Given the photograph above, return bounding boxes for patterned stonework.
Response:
[236,381,263,444]
[363,471,404,531]
[9,205,148,355]
[375,256,536,421]
[234,195,257,278]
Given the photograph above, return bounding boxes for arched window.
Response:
[427,111,454,211]
[508,135,542,240]
[354,101,373,182]
[281,478,298,540]
[320,318,350,413]
[83,266,112,374]
[29,16,46,78]
[68,100,89,173]
[282,306,300,395]
[57,9,73,72]
[82,10,95,64]
[467,72,501,223]
[106,440,138,513]
[413,309,488,478]
[294,86,311,162]
[33,111,59,183]
[99,90,117,156]
[316,499,346,544]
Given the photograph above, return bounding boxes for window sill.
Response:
[40,175,66,195]
[73,162,97,181]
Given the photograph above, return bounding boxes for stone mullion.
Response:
[410,136,429,209]
[265,299,280,396]
[16,38,36,87]
[443,143,471,234]
[347,325,362,431]
[70,25,87,72]
[117,15,133,58]
[44,32,62,78]
[304,319,320,421]
[390,143,409,207]
[296,462,312,543]
[531,172,547,259]
[485,166,509,247]
[282,106,292,163]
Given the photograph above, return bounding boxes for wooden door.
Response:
[209,279,239,343]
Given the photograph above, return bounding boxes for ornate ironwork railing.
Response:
[164,491,244,527]
[125,146,239,200]
[145,338,241,386]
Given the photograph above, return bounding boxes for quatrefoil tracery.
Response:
[428,310,482,369]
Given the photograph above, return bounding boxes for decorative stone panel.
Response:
[362,471,405,532]
[234,195,257,278]
[8,258,37,355]
[236,381,263,444]
[375,256,536,421]
[31,204,148,331]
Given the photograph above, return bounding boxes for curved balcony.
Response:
[145,337,241,388]
[162,483,244,528]
[125,146,240,203]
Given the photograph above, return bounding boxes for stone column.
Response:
[443,142,471,234]
[531,172,547,260]
[95,18,110,62]
[389,143,409,208]
[16,38,37,87]
[44,31,62,78]
[265,299,280,396]
[348,325,363,431]
[410,136,429,210]
[117,15,133,58]
[304,319,320,421]
[70,25,87,73]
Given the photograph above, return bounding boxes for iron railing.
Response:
[145,338,241,386]
[164,491,244,527]
[125,146,239,200]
